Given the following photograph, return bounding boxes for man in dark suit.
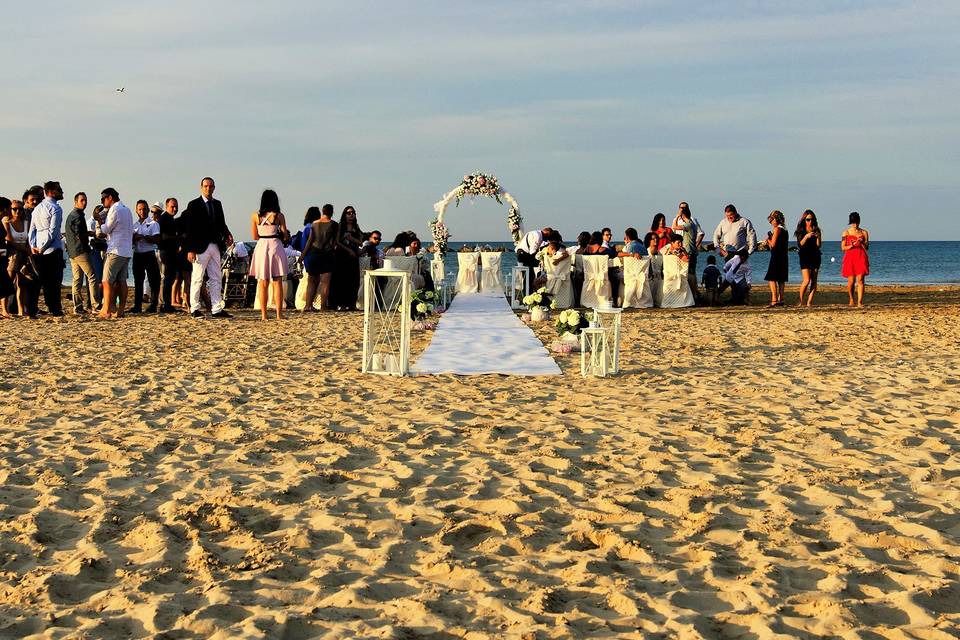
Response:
[180,176,233,318]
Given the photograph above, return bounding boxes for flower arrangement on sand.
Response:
[507,206,523,243]
[522,287,552,312]
[555,309,589,336]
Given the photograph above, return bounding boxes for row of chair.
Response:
[545,253,696,309]
[454,252,503,294]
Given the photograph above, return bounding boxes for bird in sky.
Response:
[116,87,125,93]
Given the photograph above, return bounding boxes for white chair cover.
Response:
[430,258,445,285]
[648,254,664,307]
[579,255,612,308]
[622,256,653,309]
[661,254,696,308]
[382,256,423,303]
[479,252,503,292]
[543,253,574,309]
[357,256,371,309]
[456,252,480,294]
[295,276,322,310]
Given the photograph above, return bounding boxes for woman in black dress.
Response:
[795,209,822,307]
[330,206,363,311]
[763,210,788,307]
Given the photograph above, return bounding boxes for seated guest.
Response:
[585,231,613,255]
[617,227,645,257]
[644,231,664,306]
[701,255,722,305]
[384,232,412,256]
[361,230,384,268]
[574,231,590,254]
[661,233,688,260]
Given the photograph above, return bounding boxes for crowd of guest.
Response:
[0,181,873,322]
[515,202,871,309]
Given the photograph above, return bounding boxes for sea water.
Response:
[441,241,960,286]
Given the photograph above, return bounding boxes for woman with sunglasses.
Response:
[795,209,822,306]
[330,206,363,311]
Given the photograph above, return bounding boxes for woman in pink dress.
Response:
[841,211,870,307]
[249,189,290,320]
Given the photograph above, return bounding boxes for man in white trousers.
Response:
[180,176,233,318]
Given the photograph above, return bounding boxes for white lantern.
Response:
[362,270,411,376]
[591,307,622,374]
[580,328,608,378]
[510,266,529,309]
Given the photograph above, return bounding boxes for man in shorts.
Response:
[97,187,134,318]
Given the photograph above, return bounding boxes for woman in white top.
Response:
[3,199,32,317]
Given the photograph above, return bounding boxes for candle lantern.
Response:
[362,270,411,376]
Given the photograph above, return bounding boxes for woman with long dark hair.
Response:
[763,210,788,307]
[302,204,339,312]
[249,189,290,320]
[650,213,672,250]
[795,209,822,307]
[841,211,870,307]
[330,205,363,311]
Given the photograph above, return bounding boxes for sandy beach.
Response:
[1,284,959,638]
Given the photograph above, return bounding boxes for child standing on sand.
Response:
[701,255,721,305]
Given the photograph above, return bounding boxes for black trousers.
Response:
[516,250,539,290]
[158,248,179,308]
[132,251,160,311]
[34,249,64,315]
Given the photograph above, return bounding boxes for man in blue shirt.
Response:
[28,180,65,316]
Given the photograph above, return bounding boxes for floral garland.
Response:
[431,172,524,258]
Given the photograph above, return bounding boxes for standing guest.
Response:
[3,200,32,316]
[515,226,552,285]
[712,204,757,260]
[150,203,162,222]
[131,199,161,313]
[64,192,102,314]
[293,206,322,253]
[249,189,290,321]
[795,209,822,307]
[157,197,181,313]
[88,204,107,282]
[763,210,788,307]
[97,188,134,319]
[650,213,672,250]
[331,205,363,311]
[28,180,66,317]
[21,187,43,318]
[21,186,42,227]
[0,198,15,318]
[180,176,233,319]
[301,204,339,312]
[841,211,870,307]
[701,255,722,305]
[672,202,704,296]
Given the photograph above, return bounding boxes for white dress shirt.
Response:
[101,201,135,258]
[516,230,544,255]
[28,197,64,254]
[712,217,757,255]
[133,218,160,253]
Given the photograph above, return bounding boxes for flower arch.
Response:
[430,172,523,258]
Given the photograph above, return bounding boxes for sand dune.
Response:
[0,287,958,638]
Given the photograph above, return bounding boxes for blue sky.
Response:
[3,1,958,241]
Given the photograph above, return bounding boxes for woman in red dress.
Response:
[650,213,672,250]
[841,211,870,307]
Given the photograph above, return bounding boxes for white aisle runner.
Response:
[414,292,562,376]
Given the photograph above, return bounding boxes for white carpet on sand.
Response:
[413,292,561,376]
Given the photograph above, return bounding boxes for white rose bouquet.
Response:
[522,286,553,311]
[555,309,589,335]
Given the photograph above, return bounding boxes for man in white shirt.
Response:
[28,180,66,316]
[131,199,161,313]
[97,187,134,319]
[712,204,757,260]
[515,226,552,286]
